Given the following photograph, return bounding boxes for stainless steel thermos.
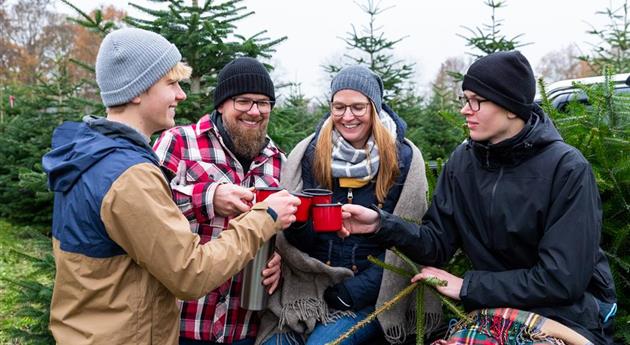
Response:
[240,235,275,310]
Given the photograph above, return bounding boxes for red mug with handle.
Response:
[291,192,312,223]
[255,187,283,202]
[312,203,343,232]
[302,188,333,205]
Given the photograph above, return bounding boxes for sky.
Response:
[56,0,613,101]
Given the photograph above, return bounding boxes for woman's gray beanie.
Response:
[96,28,182,107]
[330,65,384,114]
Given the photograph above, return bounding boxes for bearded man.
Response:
[153,57,284,345]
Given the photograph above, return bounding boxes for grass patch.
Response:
[0,219,54,344]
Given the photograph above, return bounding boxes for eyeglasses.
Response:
[459,95,489,112]
[231,97,274,113]
[330,102,370,117]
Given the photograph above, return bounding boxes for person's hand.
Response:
[213,183,255,217]
[338,204,380,238]
[264,190,301,229]
[262,252,281,294]
[411,266,463,300]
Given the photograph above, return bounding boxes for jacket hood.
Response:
[468,104,564,168]
[314,102,408,144]
[42,116,156,192]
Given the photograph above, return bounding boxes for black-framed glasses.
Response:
[459,95,489,112]
[231,97,275,113]
[330,102,370,117]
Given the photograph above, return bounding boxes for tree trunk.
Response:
[191,76,201,93]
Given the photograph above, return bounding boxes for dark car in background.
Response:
[535,73,630,110]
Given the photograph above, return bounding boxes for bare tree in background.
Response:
[0,0,75,83]
[432,56,471,101]
[537,45,594,83]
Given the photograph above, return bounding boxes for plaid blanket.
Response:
[434,308,591,345]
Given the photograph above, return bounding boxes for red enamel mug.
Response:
[311,203,343,232]
[302,188,333,205]
[291,192,312,223]
[254,187,283,202]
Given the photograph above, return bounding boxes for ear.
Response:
[130,96,142,105]
[506,111,518,119]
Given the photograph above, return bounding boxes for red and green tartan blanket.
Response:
[432,308,592,345]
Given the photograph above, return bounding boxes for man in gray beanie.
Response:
[153,56,286,345]
[341,50,616,344]
[42,28,300,345]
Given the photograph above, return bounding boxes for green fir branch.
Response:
[327,283,419,345]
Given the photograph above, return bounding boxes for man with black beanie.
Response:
[153,57,284,345]
[341,50,617,344]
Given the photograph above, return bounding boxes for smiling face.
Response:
[331,89,373,149]
[135,75,187,134]
[217,93,271,159]
[460,90,525,144]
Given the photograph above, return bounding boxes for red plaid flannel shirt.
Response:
[153,114,284,342]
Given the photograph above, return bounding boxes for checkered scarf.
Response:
[330,108,397,180]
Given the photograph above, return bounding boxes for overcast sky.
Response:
[58,0,613,100]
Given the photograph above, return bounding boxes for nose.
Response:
[247,103,262,115]
[460,103,473,117]
[341,107,355,120]
[175,83,187,101]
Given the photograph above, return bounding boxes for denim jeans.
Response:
[180,337,255,345]
[261,306,380,345]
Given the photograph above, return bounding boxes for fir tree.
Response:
[323,0,414,103]
[539,73,630,343]
[267,83,320,153]
[0,57,94,226]
[580,0,630,74]
[458,0,529,58]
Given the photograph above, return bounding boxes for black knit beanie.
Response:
[462,51,535,121]
[213,57,275,109]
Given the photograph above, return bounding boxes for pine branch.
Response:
[327,283,419,345]
[367,254,414,277]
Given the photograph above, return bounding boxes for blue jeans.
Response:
[261,306,380,345]
[179,337,255,345]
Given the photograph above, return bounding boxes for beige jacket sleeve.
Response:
[100,162,280,300]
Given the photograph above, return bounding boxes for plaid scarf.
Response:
[330,109,397,181]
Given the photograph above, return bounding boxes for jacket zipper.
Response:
[489,167,504,241]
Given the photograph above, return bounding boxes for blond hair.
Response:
[107,62,192,113]
[165,61,192,81]
[313,102,399,204]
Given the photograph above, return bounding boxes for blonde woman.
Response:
[259,66,441,345]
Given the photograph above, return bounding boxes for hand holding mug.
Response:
[339,204,380,238]
[265,190,301,229]
[213,183,254,217]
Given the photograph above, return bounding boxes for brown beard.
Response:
[223,117,269,159]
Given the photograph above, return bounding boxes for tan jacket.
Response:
[49,163,280,344]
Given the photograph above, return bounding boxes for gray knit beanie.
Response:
[96,28,182,107]
[330,65,384,113]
